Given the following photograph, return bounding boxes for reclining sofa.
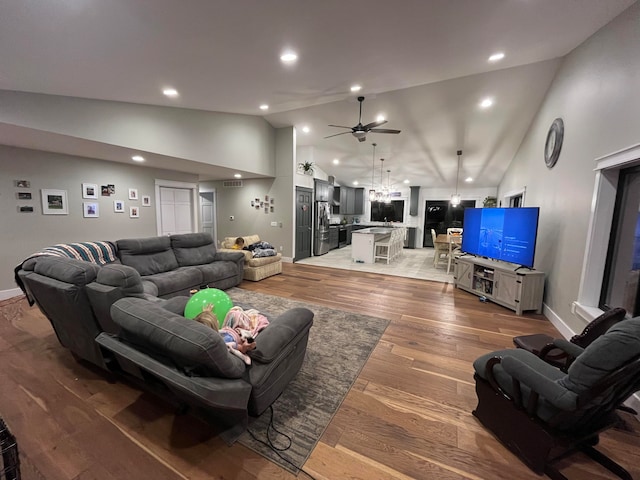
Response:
[15,233,314,442]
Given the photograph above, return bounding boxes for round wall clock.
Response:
[544,118,564,169]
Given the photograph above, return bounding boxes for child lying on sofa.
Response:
[194,304,269,365]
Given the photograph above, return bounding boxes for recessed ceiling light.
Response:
[333,158,339,165]
[352,181,359,186]
[162,88,179,97]
[350,84,362,92]
[302,126,310,133]
[376,114,386,122]
[465,177,473,183]
[403,179,410,184]
[280,51,298,63]
[131,155,145,162]
[480,97,493,108]
[488,52,505,62]
[259,104,269,111]
[234,173,242,178]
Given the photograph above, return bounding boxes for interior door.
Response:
[199,191,216,240]
[295,187,313,261]
[159,186,193,235]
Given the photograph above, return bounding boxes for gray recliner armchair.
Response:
[473,316,640,479]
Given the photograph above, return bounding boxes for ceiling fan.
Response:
[324,96,401,142]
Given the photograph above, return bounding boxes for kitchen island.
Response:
[351,227,394,264]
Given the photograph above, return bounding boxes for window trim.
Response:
[575,143,640,321]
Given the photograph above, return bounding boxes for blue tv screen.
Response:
[461,207,540,268]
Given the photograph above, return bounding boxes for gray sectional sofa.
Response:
[15,232,314,442]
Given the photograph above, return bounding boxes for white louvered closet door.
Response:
[159,186,193,235]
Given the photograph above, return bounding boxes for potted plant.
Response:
[298,161,315,175]
[483,196,498,208]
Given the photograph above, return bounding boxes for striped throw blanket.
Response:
[15,241,119,305]
[30,241,119,265]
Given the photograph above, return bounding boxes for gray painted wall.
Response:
[207,126,296,257]
[499,2,640,332]
[0,90,275,175]
[0,146,198,292]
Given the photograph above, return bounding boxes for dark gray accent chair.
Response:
[473,316,640,480]
[96,296,314,443]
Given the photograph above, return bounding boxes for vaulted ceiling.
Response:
[0,0,635,189]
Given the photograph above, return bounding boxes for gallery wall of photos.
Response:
[14,180,152,219]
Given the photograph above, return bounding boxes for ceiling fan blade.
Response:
[328,124,353,129]
[324,131,352,139]
[363,120,387,130]
[370,128,401,134]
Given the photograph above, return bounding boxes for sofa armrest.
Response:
[214,251,245,263]
[250,307,314,363]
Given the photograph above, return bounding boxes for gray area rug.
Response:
[226,287,389,474]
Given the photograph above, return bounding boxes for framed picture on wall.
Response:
[142,195,151,206]
[83,202,99,218]
[82,183,98,199]
[129,188,138,200]
[130,206,139,218]
[114,200,125,213]
[41,189,68,215]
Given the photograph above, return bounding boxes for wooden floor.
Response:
[1,263,639,479]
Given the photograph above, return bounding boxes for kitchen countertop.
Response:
[352,227,394,235]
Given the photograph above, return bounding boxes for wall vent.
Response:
[223,180,243,188]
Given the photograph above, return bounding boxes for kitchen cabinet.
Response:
[454,256,544,315]
[329,226,339,250]
[332,186,361,214]
[354,188,364,215]
[315,179,331,202]
[409,186,419,216]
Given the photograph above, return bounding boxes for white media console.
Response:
[454,255,545,315]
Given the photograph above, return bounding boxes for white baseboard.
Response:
[0,288,22,301]
[542,302,575,340]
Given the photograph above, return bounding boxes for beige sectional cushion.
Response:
[221,234,261,249]
[246,253,282,267]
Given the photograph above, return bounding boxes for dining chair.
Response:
[431,229,449,267]
[446,235,462,274]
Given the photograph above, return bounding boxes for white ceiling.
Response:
[0,0,635,189]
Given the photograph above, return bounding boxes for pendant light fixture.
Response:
[368,143,377,202]
[384,169,392,204]
[451,149,462,207]
[375,158,386,203]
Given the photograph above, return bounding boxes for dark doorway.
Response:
[295,187,313,261]
[423,199,476,247]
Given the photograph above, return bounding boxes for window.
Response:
[600,165,640,316]
[576,144,640,322]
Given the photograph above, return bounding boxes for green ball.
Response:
[184,288,233,328]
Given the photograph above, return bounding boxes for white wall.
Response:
[0,146,199,294]
[499,2,640,332]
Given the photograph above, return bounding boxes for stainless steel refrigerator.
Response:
[314,201,330,255]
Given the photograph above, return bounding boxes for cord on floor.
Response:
[247,405,319,480]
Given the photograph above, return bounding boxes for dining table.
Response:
[435,233,462,247]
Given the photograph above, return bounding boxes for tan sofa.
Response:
[219,234,282,281]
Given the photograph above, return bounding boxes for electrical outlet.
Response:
[270,221,278,227]
[229,215,234,221]
[279,245,283,251]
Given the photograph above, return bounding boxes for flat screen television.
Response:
[370,200,404,222]
[461,207,540,268]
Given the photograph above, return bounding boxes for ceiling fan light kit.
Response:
[325,96,401,143]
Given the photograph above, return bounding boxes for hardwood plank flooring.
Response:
[1,262,639,479]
